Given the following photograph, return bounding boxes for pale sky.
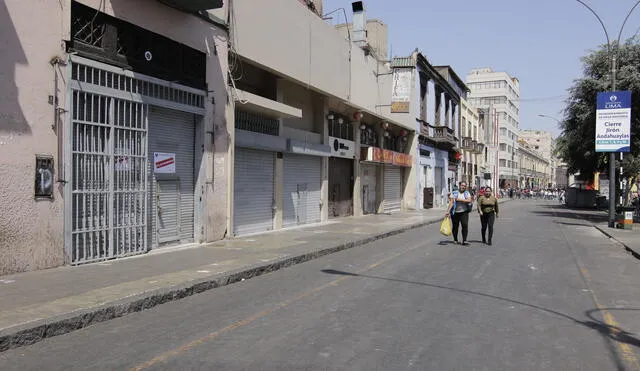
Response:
[322,0,640,138]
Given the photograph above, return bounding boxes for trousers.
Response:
[451,211,469,242]
[480,212,496,242]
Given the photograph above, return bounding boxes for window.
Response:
[499,159,507,167]
[500,143,507,151]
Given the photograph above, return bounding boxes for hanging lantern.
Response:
[360,124,366,130]
[353,111,363,121]
[384,131,390,137]
[381,122,389,129]
[455,152,462,161]
[399,129,407,137]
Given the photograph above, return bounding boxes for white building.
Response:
[466,68,521,189]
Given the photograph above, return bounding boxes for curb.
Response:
[0,217,442,353]
[593,225,640,260]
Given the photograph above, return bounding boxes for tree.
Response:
[557,37,640,183]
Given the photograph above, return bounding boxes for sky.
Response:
[322,0,640,138]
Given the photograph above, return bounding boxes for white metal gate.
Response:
[383,166,402,213]
[148,107,195,248]
[283,154,322,227]
[234,148,275,236]
[66,56,205,264]
[69,91,148,263]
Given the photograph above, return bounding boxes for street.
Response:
[2,200,640,370]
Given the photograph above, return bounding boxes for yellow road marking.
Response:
[131,241,426,370]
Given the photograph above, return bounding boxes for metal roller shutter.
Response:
[148,106,195,248]
[383,166,402,213]
[234,148,275,236]
[283,154,322,227]
[361,163,378,215]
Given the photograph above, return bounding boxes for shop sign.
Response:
[361,147,384,163]
[329,136,355,159]
[382,149,394,164]
[392,152,413,167]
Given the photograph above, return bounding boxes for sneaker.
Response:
[462,241,469,246]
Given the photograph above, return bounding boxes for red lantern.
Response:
[399,129,406,137]
[455,152,462,161]
[353,111,363,121]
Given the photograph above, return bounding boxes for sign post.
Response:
[595,90,632,228]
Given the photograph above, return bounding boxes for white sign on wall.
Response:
[153,152,176,174]
[595,91,632,152]
[329,136,355,159]
[391,68,412,113]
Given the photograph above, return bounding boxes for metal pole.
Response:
[609,56,616,227]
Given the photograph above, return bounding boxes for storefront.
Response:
[233,110,282,236]
[417,143,436,209]
[328,136,355,218]
[65,2,210,263]
[360,147,412,214]
[283,153,323,227]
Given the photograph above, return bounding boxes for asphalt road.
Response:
[2,201,640,371]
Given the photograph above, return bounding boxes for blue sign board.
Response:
[595,91,632,152]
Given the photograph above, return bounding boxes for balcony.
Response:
[158,0,223,12]
[461,137,474,151]
[432,126,457,148]
[475,142,485,154]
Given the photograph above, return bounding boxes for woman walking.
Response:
[477,186,499,245]
[446,182,474,245]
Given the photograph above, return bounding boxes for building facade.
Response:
[518,140,551,189]
[0,0,229,274]
[227,0,415,237]
[519,129,556,187]
[390,52,469,209]
[466,68,521,189]
[459,98,485,188]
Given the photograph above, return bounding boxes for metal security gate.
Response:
[66,56,205,264]
[148,107,195,248]
[70,92,148,263]
[383,166,402,213]
[234,148,275,236]
[283,154,322,227]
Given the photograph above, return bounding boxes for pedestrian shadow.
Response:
[533,210,609,224]
[437,240,457,246]
[322,268,640,369]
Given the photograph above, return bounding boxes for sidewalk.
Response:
[0,204,479,352]
[594,223,640,258]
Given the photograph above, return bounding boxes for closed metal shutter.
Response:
[234,148,274,236]
[383,166,402,213]
[148,106,195,247]
[283,154,322,227]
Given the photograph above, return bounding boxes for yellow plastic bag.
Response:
[440,216,452,236]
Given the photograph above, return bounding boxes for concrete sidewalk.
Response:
[1,203,484,352]
[594,223,640,258]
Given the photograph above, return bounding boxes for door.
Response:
[328,157,354,218]
[361,164,378,215]
[283,154,322,227]
[435,167,443,207]
[383,166,402,213]
[234,148,275,235]
[148,106,195,248]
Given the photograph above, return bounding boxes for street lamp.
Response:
[538,114,560,123]
[575,0,640,228]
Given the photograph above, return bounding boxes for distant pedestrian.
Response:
[446,181,474,246]
[477,186,499,245]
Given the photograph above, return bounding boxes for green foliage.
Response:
[557,37,640,176]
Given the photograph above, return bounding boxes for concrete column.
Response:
[353,122,363,217]
[319,98,330,222]
[225,100,236,238]
[404,132,418,211]
[377,127,385,214]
